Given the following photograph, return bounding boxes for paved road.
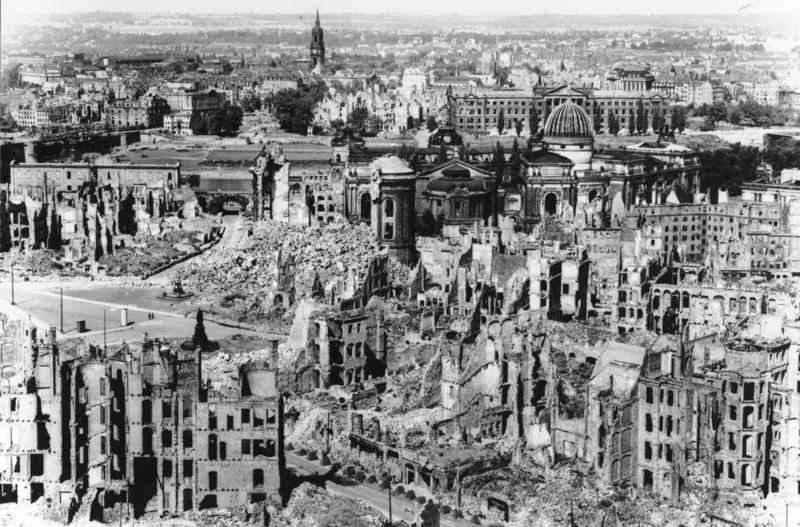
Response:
[285,452,469,527]
[0,280,258,344]
[0,215,272,344]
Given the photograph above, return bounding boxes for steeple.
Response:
[310,8,325,71]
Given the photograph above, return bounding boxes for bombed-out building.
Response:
[0,317,285,520]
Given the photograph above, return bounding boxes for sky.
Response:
[2,0,799,16]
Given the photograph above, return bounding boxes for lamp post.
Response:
[10,263,15,306]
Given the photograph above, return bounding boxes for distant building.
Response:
[105,95,169,128]
[11,104,70,129]
[310,9,325,72]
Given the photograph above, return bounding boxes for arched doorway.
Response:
[544,193,558,216]
[360,193,371,222]
[588,189,598,202]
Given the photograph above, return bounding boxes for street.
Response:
[285,452,469,527]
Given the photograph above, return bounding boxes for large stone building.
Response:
[105,95,169,129]
[447,85,669,136]
[0,318,285,519]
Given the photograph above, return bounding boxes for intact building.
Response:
[310,10,325,72]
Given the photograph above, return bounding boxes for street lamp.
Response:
[10,263,15,306]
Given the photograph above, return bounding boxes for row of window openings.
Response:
[137,402,276,428]
[166,466,268,490]
[159,430,277,460]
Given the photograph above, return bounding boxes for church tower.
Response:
[310,9,325,71]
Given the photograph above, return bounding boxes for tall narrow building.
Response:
[310,9,325,71]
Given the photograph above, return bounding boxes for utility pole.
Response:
[103,309,107,351]
[10,264,15,306]
[388,472,392,526]
[60,287,64,333]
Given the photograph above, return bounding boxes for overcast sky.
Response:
[2,0,799,16]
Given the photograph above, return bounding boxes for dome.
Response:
[426,167,488,194]
[543,102,593,139]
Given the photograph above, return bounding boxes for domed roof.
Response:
[543,102,593,139]
[426,167,488,194]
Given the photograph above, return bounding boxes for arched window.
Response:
[384,198,395,217]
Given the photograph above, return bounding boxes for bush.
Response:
[453,510,463,519]
[344,466,356,477]
[296,448,307,456]
[471,515,481,525]
[367,475,377,484]
[320,454,331,466]
[285,442,294,451]
[393,485,405,496]
[441,504,452,515]
[306,451,318,461]
[355,471,366,482]
[380,478,391,490]
[416,496,427,504]
[405,490,416,500]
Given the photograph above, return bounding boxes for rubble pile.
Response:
[175,218,379,310]
[277,483,384,527]
[1,249,64,276]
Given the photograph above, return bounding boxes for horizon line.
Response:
[4,10,800,17]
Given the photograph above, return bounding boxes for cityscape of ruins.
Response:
[3,1,800,526]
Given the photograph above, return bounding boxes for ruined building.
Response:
[0,318,285,520]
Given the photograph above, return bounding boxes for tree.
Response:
[219,103,243,135]
[267,85,326,134]
[764,136,800,173]
[628,112,636,135]
[593,105,603,134]
[671,106,687,133]
[636,100,646,134]
[426,115,438,132]
[515,119,523,137]
[240,94,262,113]
[406,115,415,131]
[193,309,210,350]
[189,111,207,135]
[206,110,223,136]
[699,144,761,203]
[727,106,742,125]
[529,106,540,137]
[607,110,619,135]
[0,64,21,91]
[497,108,505,135]
[348,106,371,132]
[651,109,660,133]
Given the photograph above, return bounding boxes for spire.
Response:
[315,8,320,26]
